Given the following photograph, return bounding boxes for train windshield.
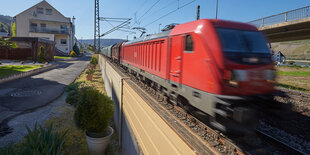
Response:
[216,28,270,54]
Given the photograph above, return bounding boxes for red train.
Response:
[102,19,276,132]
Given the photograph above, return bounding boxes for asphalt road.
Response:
[0,55,90,130]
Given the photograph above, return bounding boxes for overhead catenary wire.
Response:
[143,0,196,27]
[137,0,161,23]
[140,0,177,21]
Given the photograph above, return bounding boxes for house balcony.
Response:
[29,26,69,35]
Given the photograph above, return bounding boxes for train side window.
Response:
[185,35,193,53]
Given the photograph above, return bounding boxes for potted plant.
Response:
[74,87,114,154]
[86,66,95,81]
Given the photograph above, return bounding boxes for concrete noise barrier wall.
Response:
[99,55,197,155]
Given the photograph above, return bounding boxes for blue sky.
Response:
[0,0,310,40]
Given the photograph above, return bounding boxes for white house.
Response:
[14,0,75,55]
[273,51,286,64]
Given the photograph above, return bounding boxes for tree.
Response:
[38,46,45,63]
[0,37,17,48]
[73,43,80,55]
[11,22,16,37]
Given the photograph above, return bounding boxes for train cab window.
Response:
[185,35,193,53]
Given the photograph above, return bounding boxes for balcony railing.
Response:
[248,6,310,28]
[29,26,69,35]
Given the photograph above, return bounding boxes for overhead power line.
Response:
[137,0,161,23]
[143,0,196,27]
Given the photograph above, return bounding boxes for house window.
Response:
[60,39,67,45]
[30,23,37,27]
[37,7,44,14]
[185,35,194,52]
[46,8,52,15]
[40,23,46,28]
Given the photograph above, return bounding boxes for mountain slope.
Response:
[79,38,126,47]
[0,15,12,33]
[272,40,310,60]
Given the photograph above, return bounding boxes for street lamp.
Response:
[216,0,218,19]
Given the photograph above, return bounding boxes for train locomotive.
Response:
[102,19,276,133]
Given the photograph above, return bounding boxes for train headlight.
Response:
[264,70,276,81]
[224,70,247,88]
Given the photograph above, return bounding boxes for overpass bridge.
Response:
[249,6,310,42]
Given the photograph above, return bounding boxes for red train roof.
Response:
[170,19,258,36]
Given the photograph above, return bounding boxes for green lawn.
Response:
[0,65,42,78]
[54,56,70,59]
[277,71,310,76]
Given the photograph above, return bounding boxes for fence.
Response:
[249,6,310,27]
[0,48,32,60]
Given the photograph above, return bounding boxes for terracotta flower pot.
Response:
[85,127,114,155]
[86,74,93,81]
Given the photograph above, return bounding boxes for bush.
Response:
[0,123,67,155]
[38,46,45,63]
[69,51,77,57]
[90,56,98,66]
[65,82,83,107]
[66,90,81,107]
[66,82,82,92]
[73,43,80,55]
[74,87,114,133]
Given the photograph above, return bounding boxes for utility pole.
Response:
[216,0,218,19]
[94,0,100,53]
[196,5,200,20]
[158,23,161,33]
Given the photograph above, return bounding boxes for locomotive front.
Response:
[209,20,276,132]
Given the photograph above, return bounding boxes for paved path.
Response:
[0,55,90,137]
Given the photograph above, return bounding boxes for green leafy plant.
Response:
[86,68,95,75]
[22,123,67,155]
[74,87,114,133]
[65,82,83,107]
[11,22,16,37]
[0,144,20,155]
[90,56,98,66]
[38,46,45,63]
[66,82,83,92]
[73,43,80,55]
[0,37,17,48]
[0,123,67,155]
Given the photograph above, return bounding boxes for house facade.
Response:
[14,0,75,55]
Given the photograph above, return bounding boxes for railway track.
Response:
[107,58,305,154]
[256,129,306,155]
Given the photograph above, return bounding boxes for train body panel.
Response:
[112,42,124,62]
[121,38,169,79]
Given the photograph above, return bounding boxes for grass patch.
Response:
[0,65,42,78]
[277,71,310,76]
[276,83,309,92]
[54,56,71,59]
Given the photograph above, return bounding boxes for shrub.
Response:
[0,144,20,155]
[38,46,45,63]
[66,82,82,92]
[65,82,83,107]
[69,51,77,57]
[74,87,114,133]
[22,123,67,155]
[73,43,80,55]
[66,90,81,107]
[0,123,67,155]
[90,56,98,66]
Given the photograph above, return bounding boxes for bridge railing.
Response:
[249,6,310,28]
